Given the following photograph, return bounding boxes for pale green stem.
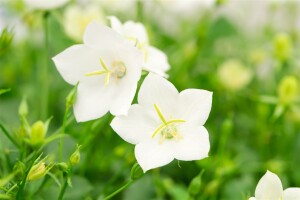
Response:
[103,180,134,200]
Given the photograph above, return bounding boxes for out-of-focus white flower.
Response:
[24,0,70,10]
[109,16,170,77]
[64,4,105,42]
[217,59,253,91]
[52,21,143,122]
[249,171,300,200]
[111,73,212,172]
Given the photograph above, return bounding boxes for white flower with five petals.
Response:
[24,0,70,10]
[52,22,143,122]
[111,73,212,172]
[249,171,300,200]
[109,16,170,77]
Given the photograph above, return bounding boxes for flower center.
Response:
[85,58,127,85]
[152,104,185,144]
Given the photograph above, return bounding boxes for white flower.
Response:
[52,21,143,122]
[63,4,105,42]
[109,16,170,77]
[111,73,212,172]
[24,0,70,9]
[249,171,300,200]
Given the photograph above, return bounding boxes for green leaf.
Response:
[0,88,11,96]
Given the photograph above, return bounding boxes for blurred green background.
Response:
[1,0,300,199]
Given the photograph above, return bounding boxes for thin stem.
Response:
[59,106,69,162]
[103,180,134,200]
[41,11,50,120]
[58,177,68,200]
[0,122,20,149]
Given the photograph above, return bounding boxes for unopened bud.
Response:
[18,98,28,117]
[13,161,26,181]
[66,84,78,108]
[69,144,81,166]
[57,162,69,172]
[30,121,46,148]
[188,171,204,197]
[0,27,13,56]
[274,33,292,62]
[130,163,144,180]
[27,162,47,181]
[278,76,299,105]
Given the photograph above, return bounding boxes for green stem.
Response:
[57,177,68,200]
[0,122,20,149]
[16,151,39,200]
[41,11,50,120]
[103,180,134,200]
[59,106,69,162]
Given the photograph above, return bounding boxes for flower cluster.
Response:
[53,18,212,172]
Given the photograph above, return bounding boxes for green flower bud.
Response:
[66,83,78,108]
[30,121,46,147]
[13,161,26,181]
[130,163,144,180]
[57,162,69,172]
[18,98,28,117]
[273,33,292,62]
[27,162,47,181]
[69,144,81,166]
[0,27,13,56]
[278,76,299,105]
[188,171,204,197]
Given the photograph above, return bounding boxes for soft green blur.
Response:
[1,0,300,200]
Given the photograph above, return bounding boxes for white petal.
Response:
[174,125,210,161]
[123,21,148,44]
[255,171,283,200]
[73,77,115,122]
[109,16,124,35]
[83,21,124,50]
[111,105,159,144]
[178,89,212,125]
[109,43,143,115]
[135,140,174,172]
[138,73,179,118]
[248,198,256,200]
[52,44,103,85]
[143,46,170,77]
[283,188,300,200]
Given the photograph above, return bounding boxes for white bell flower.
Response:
[249,171,300,200]
[24,0,70,10]
[52,21,143,122]
[111,73,212,172]
[109,16,170,77]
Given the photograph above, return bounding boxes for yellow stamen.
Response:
[154,103,167,124]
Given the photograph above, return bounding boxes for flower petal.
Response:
[24,0,69,9]
[174,125,210,161]
[283,188,300,200]
[73,77,115,122]
[255,171,283,200]
[178,89,212,125]
[138,73,179,118]
[135,140,174,172]
[248,198,256,200]
[83,21,123,50]
[111,105,159,144]
[52,44,102,85]
[143,46,170,77]
[122,21,148,44]
[109,16,124,35]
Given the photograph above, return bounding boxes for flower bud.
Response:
[130,163,144,180]
[278,76,299,105]
[18,98,28,117]
[188,171,204,197]
[13,161,26,181]
[57,162,69,172]
[69,144,81,166]
[30,121,46,147]
[217,59,253,91]
[66,83,78,108]
[27,162,47,181]
[273,33,292,62]
[0,28,13,56]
